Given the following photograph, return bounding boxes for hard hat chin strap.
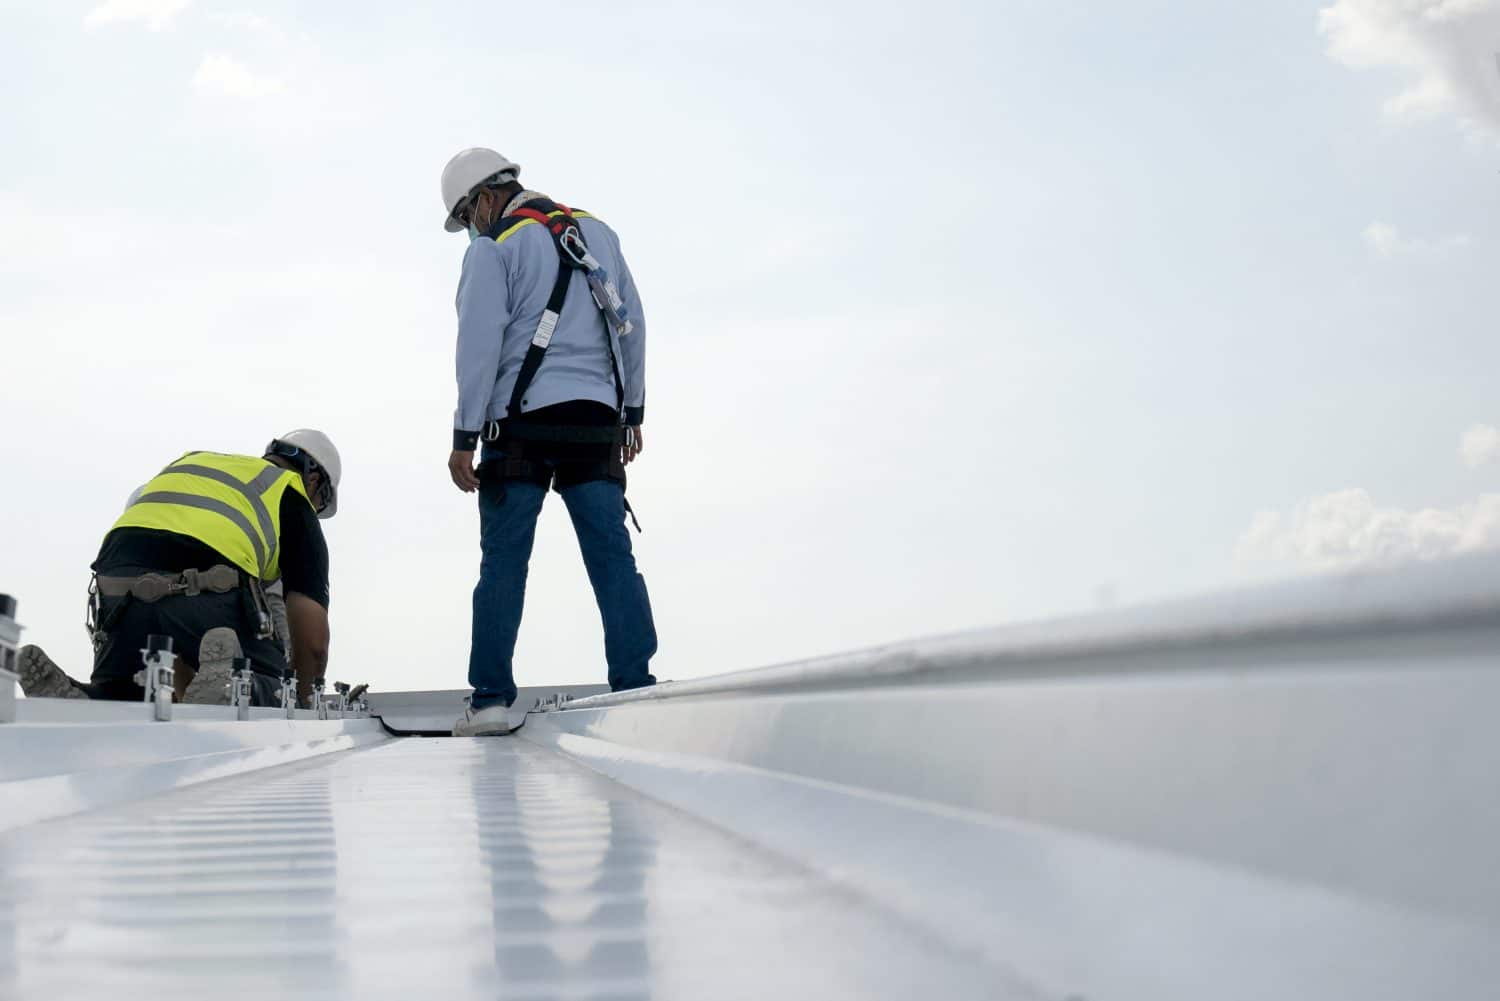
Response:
[265,440,332,513]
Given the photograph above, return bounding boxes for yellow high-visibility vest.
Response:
[110,452,311,581]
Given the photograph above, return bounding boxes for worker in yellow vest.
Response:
[17,430,340,707]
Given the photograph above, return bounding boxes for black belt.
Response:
[481,421,619,445]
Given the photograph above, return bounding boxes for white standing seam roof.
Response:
[1,738,1002,1000]
[2,550,1498,999]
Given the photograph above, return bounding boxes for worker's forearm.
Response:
[291,640,328,704]
[282,591,331,707]
[454,241,509,436]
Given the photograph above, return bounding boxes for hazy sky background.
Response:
[2,0,1497,695]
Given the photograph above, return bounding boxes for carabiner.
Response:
[557,226,590,267]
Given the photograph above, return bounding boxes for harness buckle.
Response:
[556,226,591,268]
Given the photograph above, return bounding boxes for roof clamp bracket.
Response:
[230,658,255,721]
[534,692,575,713]
[280,671,297,719]
[134,634,175,722]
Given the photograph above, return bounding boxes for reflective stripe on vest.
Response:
[110,452,311,581]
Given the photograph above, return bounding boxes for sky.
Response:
[1,0,1497,695]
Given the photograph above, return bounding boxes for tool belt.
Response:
[95,565,241,603]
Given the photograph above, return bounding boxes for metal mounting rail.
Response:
[547,549,1500,711]
[520,551,1500,1000]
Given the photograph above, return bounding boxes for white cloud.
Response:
[1461,423,1500,467]
[1318,0,1500,134]
[209,12,273,32]
[84,0,193,31]
[1238,423,1500,570]
[1236,488,1500,570]
[192,52,284,99]
[1361,220,1473,257]
[1362,221,1404,257]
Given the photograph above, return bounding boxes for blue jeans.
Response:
[468,475,657,709]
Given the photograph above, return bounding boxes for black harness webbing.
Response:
[506,223,576,419]
[490,423,617,445]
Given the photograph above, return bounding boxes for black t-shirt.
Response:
[94,489,330,608]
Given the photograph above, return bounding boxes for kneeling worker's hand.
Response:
[449,449,480,493]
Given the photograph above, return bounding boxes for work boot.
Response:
[183,627,241,705]
[15,645,88,699]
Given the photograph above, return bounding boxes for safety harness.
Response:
[496,199,631,424]
[477,197,641,529]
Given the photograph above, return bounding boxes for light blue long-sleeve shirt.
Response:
[452,209,646,450]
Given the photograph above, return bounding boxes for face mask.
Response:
[466,193,488,242]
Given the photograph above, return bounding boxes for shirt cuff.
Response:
[623,406,644,426]
[453,429,480,451]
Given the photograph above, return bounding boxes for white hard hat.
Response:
[273,428,342,519]
[440,147,521,233]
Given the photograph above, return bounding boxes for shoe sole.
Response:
[182,663,232,705]
[182,628,241,705]
[452,715,522,737]
[16,646,87,699]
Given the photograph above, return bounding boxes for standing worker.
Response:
[17,431,340,707]
[440,147,657,737]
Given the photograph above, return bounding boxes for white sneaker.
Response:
[452,702,516,737]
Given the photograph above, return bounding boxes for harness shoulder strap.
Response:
[510,205,565,229]
[504,204,580,420]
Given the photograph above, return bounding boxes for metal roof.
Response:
[2,551,1498,999]
[1,736,1010,1000]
